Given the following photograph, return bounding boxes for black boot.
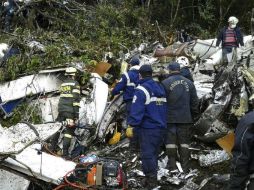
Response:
[62,137,71,158]
[179,147,190,173]
[146,176,158,190]
[166,148,177,172]
[167,157,178,172]
[142,176,158,190]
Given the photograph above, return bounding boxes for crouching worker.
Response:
[229,111,254,190]
[57,67,81,159]
[127,64,167,189]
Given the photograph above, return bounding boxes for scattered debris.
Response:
[198,150,231,167]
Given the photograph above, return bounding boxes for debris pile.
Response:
[0,1,254,190]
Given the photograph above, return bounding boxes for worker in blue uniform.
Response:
[162,62,199,173]
[111,56,140,149]
[127,64,167,189]
[229,111,254,190]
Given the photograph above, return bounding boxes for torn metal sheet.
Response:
[190,39,217,59]
[3,144,76,185]
[0,169,30,190]
[96,94,123,140]
[193,64,214,99]
[179,179,199,190]
[198,150,230,167]
[0,71,64,103]
[230,80,248,117]
[200,49,222,70]
[89,73,108,124]
[38,96,59,123]
[198,177,213,190]
[79,97,96,126]
[212,174,230,183]
[0,122,62,155]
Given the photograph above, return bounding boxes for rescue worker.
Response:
[176,56,193,82]
[127,64,167,189]
[111,57,140,149]
[216,16,244,65]
[229,111,254,190]
[162,62,199,173]
[57,67,81,158]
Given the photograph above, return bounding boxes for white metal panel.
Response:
[0,73,62,103]
[0,122,62,155]
[0,169,30,190]
[3,144,76,185]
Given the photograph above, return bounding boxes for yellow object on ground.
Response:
[216,132,235,156]
[108,132,121,145]
[126,126,133,138]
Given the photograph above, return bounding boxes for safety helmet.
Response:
[228,16,238,28]
[175,56,190,68]
[65,67,77,76]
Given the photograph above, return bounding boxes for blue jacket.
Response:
[162,73,199,123]
[111,66,140,102]
[229,111,254,190]
[216,26,244,48]
[180,67,193,82]
[127,77,167,129]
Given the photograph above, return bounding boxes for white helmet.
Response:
[65,67,77,76]
[228,16,238,28]
[176,56,190,68]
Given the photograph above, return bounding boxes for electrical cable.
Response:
[52,184,69,190]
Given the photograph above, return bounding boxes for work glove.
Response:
[126,125,133,138]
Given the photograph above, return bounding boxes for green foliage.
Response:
[1,102,42,128]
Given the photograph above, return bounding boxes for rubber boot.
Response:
[62,137,71,158]
[179,147,190,173]
[142,176,158,190]
[167,157,177,172]
[146,176,158,190]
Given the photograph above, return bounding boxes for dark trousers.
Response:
[139,128,165,177]
[56,112,76,157]
[165,123,191,172]
[229,174,254,190]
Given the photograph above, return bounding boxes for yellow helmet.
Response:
[65,67,77,76]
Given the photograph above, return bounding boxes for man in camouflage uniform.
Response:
[57,67,81,158]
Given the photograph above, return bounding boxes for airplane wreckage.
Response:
[0,34,254,190]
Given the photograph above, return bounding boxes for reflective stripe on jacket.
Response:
[58,78,81,118]
[111,65,140,102]
[127,77,167,129]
